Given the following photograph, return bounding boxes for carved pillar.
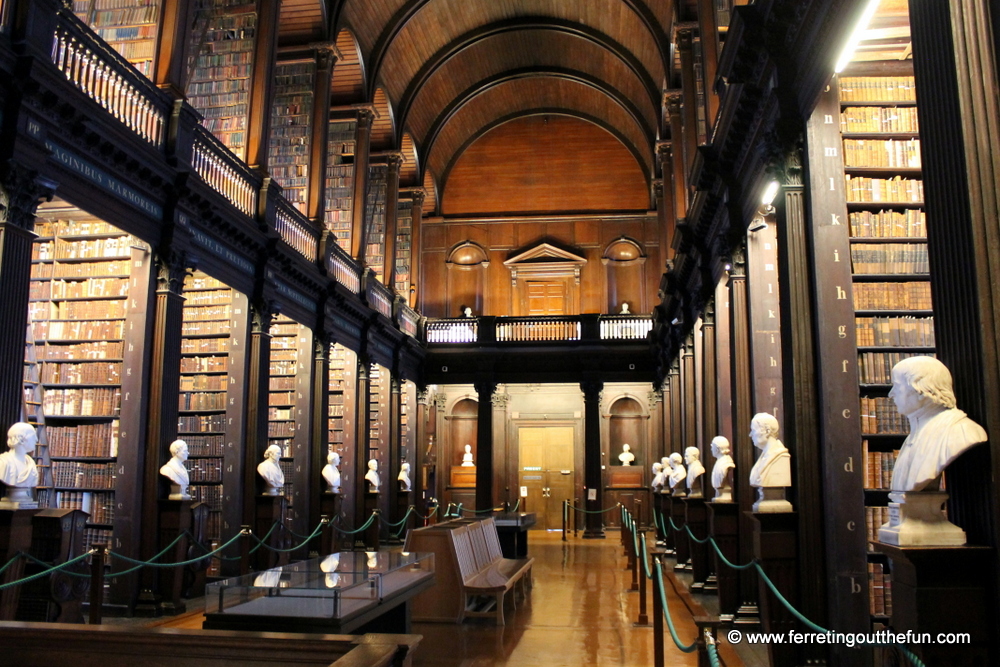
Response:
[311,335,330,530]
[701,299,718,457]
[491,390,510,507]
[582,380,605,538]
[350,109,375,261]
[353,356,371,532]
[665,93,688,220]
[432,392,446,505]
[245,0,281,169]
[382,153,403,287]
[474,380,496,510]
[696,0,720,132]
[244,301,276,526]
[714,275,732,441]
[675,24,700,176]
[656,142,677,263]
[414,388,430,514]
[386,377,402,532]
[405,189,425,308]
[0,165,53,427]
[152,0,193,99]
[308,48,336,222]
[668,358,682,455]
[680,333,697,451]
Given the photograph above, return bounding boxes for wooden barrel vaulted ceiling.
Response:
[283,0,689,213]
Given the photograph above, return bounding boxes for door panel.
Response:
[526,281,567,316]
[518,426,574,529]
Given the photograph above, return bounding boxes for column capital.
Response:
[491,392,510,408]
[702,297,716,327]
[401,188,426,207]
[251,299,278,335]
[730,243,747,278]
[433,393,447,410]
[474,380,497,398]
[155,249,190,296]
[384,151,404,171]
[580,380,604,402]
[354,105,376,128]
[673,22,698,49]
[652,179,665,198]
[664,90,684,116]
[0,162,56,232]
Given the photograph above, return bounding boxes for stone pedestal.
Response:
[750,511,798,667]
[320,492,342,555]
[878,491,966,546]
[683,496,710,592]
[255,495,289,571]
[0,486,37,510]
[184,502,210,598]
[708,501,739,621]
[873,542,992,665]
[671,495,690,572]
[158,499,193,615]
[0,509,35,620]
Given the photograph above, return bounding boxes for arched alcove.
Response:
[603,236,647,313]
[446,241,489,316]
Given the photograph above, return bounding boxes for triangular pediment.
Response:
[503,243,587,267]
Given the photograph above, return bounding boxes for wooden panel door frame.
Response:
[512,419,581,524]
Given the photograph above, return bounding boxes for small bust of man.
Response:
[462,306,474,318]
[710,436,735,502]
[748,413,791,488]
[685,446,705,497]
[461,444,475,467]
[888,356,987,492]
[618,443,635,466]
[0,422,40,489]
[620,302,631,315]
[365,459,380,492]
[398,462,412,492]
[257,444,285,495]
[667,452,686,497]
[159,439,191,500]
[650,462,664,491]
[322,451,341,493]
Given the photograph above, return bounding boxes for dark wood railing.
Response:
[426,315,653,345]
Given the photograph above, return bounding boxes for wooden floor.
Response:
[149,530,745,666]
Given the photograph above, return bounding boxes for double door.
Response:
[517,426,574,530]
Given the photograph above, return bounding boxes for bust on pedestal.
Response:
[398,462,412,492]
[159,439,191,500]
[748,413,792,512]
[365,459,380,493]
[710,436,735,502]
[668,453,686,497]
[461,444,475,467]
[322,451,341,494]
[618,443,635,466]
[878,356,986,546]
[0,422,40,509]
[685,447,705,498]
[257,444,285,496]
[650,462,664,492]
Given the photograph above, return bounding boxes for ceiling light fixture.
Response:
[834,0,881,73]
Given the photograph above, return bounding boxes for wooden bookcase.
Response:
[268,59,316,215]
[394,200,413,296]
[364,165,388,281]
[368,363,388,473]
[324,120,357,253]
[327,343,356,521]
[186,0,258,160]
[73,0,162,78]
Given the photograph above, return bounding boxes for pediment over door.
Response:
[503,243,588,285]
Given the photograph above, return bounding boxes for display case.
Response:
[203,551,434,634]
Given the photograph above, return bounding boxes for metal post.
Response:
[240,525,251,575]
[637,534,649,625]
[562,500,567,542]
[88,544,106,625]
[630,523,639,592]
[653,558,664,667]
[573,497,579,537]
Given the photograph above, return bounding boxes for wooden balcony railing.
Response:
[398,304,420,338]
[51,12,168,147]
[426,319,478,344]
[192,127,259,218]
[273,199,320,262]
[425,315,653,345]
[367,279,393,319]
[599,315,654,340]
[497,317,581,342]
[326,241,360,294]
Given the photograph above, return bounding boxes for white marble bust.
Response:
[398,462,412,492]
[365,459,380,492]
[321,553,341,588]
[667,452,686,497]
[620,302,630,315]
[684,446,705,497]
[159,439,191,500]
[0,422,40,508]
[322,451,341,493]
[887,356,987,492]
[257,444,285,495]
[748,413,792,512]
[618,443,635,466]
[461,444,475,467]
[710,436,735,502]
[650,462,664,492]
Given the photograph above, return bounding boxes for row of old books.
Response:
[860,396,907,434]
[48,422,119,458]
[851,243,928,274]
[857,351,934,384]
[868,562,893,616]
[52,461,116,489]
[840,106,919,133]
[839,76,916,102]
[31,260,130,279]
[843,139,921,169]
[57,490,115,524]
[849,209,925,238]
[853,282,932,310]
[845,175,923,203]
[43,387,121,416]
[42,340,123,361]
[862,443,900,489]
[855,316,934,347]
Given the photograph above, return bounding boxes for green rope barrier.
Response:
[654,559,699,653]
[510,498,521,513]
[330,511,378,535]
[567,502,621,514]
[383,506,415,527]
[108,529,245,569]
[0,549,93,591]
[684,524,711,545]
[251,520,327,553]
[459,504,504,515]
[414,505,438,521]
[639,533,653,579]
[705,630,722,667]
[706,535,756,571]
[0,553,22,577]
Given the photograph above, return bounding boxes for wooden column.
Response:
[243,302,275,527]
[382,153,402,287]
[0,165,52,427]
[474,380,496,511]
[385,376,402,535]
[310,335,330,532]
[668,358,682,456]
[152,0,193,98]
[680,334,696,451]
[353,355,371,532]
[696,0,720,133]
[714,276,732,441]
[350,109,374,261]
[404,189,425,308]
[728,246,759,625]
[665,93,688,220]
[245,0,281,170]
[414,389,430,515]
[693,318,705,455]
[752,512,799,667]
[492,390,510,508]
[746,219,783,419]
[675,24,700,177]
[701,299,718,468]
[657,143,677,263]
[307,48,335,222]
[582,380,605,538]
[908,0,1000,560]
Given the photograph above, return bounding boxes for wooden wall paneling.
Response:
[419,247,447,318]
[745,223,783,419]
[475,381,496,510]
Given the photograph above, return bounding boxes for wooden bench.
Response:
[405,518,532,626]
[0,623,421,667]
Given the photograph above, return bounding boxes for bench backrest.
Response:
[450,524,480,584]
[480,517,505,561]
[465,520,496,571]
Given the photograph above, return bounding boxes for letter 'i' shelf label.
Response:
[41,137,163,219]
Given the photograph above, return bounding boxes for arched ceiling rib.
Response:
[330,30,365,105]
[372,88,395,150]
[400,133,420,185]
[401,25,659,148]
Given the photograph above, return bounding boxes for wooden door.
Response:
[526,281,567,316]
[518,426,574,530]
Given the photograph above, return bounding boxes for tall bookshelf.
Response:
[400,380,416,472]
[367,363,389,495]
[394,200,413,296]
[364,165,388,281]
[328,343,356,523]
[267,315,312,527]
[839,73,933,626]
[268,59,316,214]
[27,218,142,554]
[325,120,357,252]
[186,0,258,160]
[73,0,162,78]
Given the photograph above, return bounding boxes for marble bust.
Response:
[0,422,40,509]
[398,462,412,492]
[667,452,686,497]
[710,436,735,502]
[365,459,380,492]
[748,413,792,512]
[879,356,987,546]
[322,451,341,493]
[618,443,635,466]
[461,444,475,467]
[321,553,341,588]
[159,439,191,500]
[650,462,664,492]
[684,446,705,497]
[257,444,285,496]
